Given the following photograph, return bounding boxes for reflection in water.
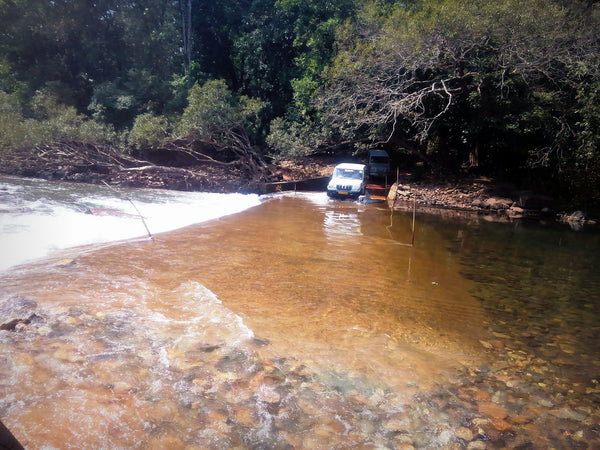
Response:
[1,192,599,448]
[323,209,362,239]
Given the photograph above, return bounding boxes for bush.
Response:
[266,116,331,161]
[175,80,238,141]
[27,90,114,143]
[0,91,38,152]
[128,112,170,149]
[0,89,120,154]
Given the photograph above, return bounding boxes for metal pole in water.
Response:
[126,197,154,241]
[411,197,416,246]
[102,181,154,241]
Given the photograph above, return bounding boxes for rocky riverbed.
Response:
[1,292,599,449]
[1,180,598,448]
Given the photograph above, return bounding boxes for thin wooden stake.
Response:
[126,197,154,241]
[102,181,154,241]
[411,197,416,246]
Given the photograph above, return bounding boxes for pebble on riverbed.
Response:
[54,258,76,268]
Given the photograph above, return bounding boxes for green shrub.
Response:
[266,116,330,161]
[175,79,269,154]
[0,89,120,155]
[128,112,170,149]
[0,91,36,152]
[175,80,237,141]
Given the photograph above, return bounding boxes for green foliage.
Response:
[0,90,20,114]
[31,91,118,145]
[266,116,331,160]
[176,79,268,153]
[88,68,173,127]
[0,0,183,125]
[238,95,272,144]
[1,0,600,207]
[572,82,600,205]
[166,74,194,117]
[0,91,33,152]
[0,58,24,97]
[128,113,170,150]
[230,0,297,116]
[278,0,358,119]
[318,0,600,186]
[189,0,252,86]
[0,89,118,153]
[290,76,320,115]
[176,80,238,141]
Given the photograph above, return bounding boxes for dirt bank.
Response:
[387,175,598,228]
[0,145,334,194]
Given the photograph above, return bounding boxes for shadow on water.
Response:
[1,192,599,448]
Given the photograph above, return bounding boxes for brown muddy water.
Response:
[1,192,599,449]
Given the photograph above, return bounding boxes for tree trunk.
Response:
[179,0,192,72]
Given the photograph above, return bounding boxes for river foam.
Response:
[0,175,261,272]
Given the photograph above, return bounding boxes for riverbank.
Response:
[0,147,596,227]
[387,176,599,229]
[0,145,334,194]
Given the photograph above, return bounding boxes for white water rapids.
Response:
[0,175,262,272]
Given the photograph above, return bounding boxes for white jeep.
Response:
[326,163,367,199]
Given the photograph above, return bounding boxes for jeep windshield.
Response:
[334,168,363,179]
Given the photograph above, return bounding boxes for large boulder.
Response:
[483,197,513,210]
[561,210,599,230]
[566,210,587,223]
[507,206,526,218]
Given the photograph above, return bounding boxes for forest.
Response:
[1,0,600,209]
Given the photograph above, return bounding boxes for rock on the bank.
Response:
[483,197,513,210]
[507,206,525,218]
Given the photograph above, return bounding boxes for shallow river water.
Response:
[0,178,599,449]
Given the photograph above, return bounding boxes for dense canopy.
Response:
[1,0,600,208]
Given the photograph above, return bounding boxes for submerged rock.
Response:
[54,258,76,268]
[0,296,38,316]
[566,210,587,223]
[507,206,525,218]
[455,426,474,442]
[113,381,134,395]
[0,313,44,332]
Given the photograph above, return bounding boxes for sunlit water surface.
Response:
[0,177,599,449]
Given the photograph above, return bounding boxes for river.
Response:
[0,176,599,448]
